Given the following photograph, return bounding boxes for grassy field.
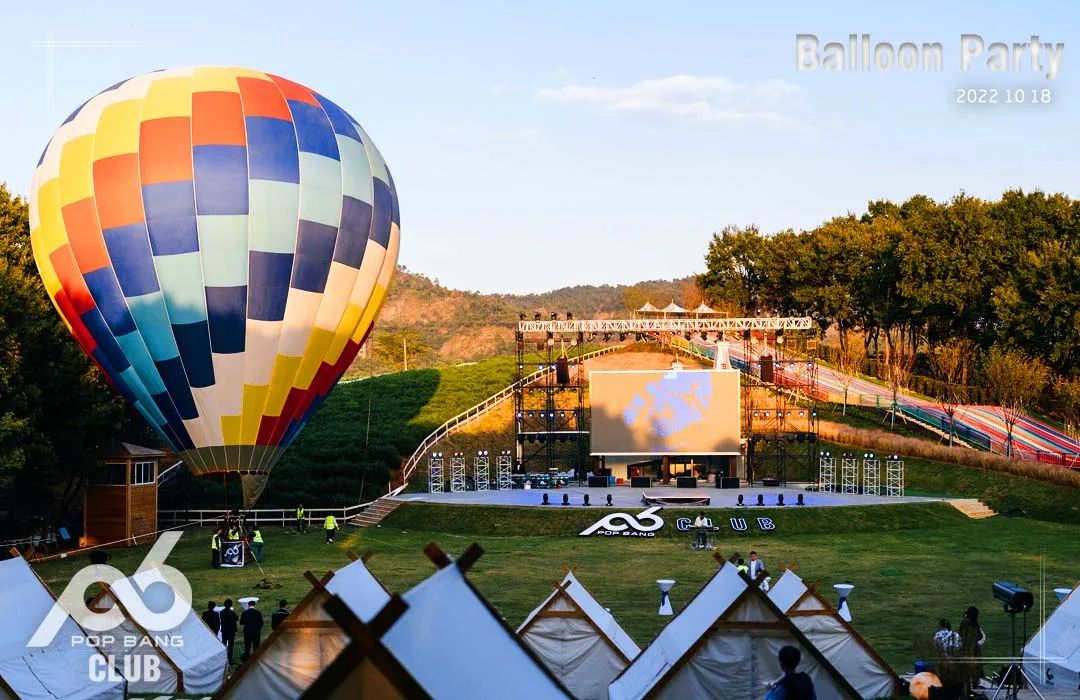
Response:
[35,501,1080,675]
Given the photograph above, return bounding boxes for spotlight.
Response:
[635,333,643,341]
[606,494,613,506]
[700,332,708,341]
[619,333,627,341]
[603,333,611,341]
[684,331,692,341]
[797,494,805,506]
[534,312,541,321]
[756,494,764,506]
[737,494,745,506]
[562,493,569,506]
[584,494,590,506]
[566,312,573,320]
[777,494,785,506]
[542,493,549,505]
[551,312,558,321]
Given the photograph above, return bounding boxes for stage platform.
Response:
[394,485,939,509]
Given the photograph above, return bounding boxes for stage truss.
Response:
[428,452,444,493]
[449,453,466,492]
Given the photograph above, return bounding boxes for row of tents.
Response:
[3,547,1077,699]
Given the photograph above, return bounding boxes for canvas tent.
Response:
[215,551,393,699]
[0,557,125,700]
[608,563,861,700]
[637,302,659,314]
[304,544,571,699]
[659,301,686,315]
[768,569,898,699]
[1023,580,1080,689]
[517,571,640,700]
[692,302,718,315]
[92,569,226,695]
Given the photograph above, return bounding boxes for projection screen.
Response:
[589,369,741,456]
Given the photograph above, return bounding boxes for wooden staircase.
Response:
[947,499,997,520]
[350,498,404,527]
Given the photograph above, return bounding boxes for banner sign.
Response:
[220,540,246,568]
[579,506,664,537]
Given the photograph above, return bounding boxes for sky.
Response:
[3,1,1079,293]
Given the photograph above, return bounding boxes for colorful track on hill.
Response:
[708,341,1080,467]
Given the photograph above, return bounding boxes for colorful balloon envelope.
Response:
[29,67,400,504]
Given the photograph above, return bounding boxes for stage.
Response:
[394,485,939,509]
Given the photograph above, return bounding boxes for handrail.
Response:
[393,345,623,494]
[157,460,184,484]
[157,498,381,529]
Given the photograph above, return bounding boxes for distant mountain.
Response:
[350,267,697,372]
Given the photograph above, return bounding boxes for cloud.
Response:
[492,127,540,143]
[535,75,799,125]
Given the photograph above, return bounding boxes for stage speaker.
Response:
[556,356,570,384]
[762,478,781,487]
[588,476,608,488]
[676,476,697,488]
[760,355,774,383]
[716,477,740,489]
[630,476,651,488]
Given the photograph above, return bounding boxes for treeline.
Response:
[699,190,1080,432]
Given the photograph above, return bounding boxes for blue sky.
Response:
[3,1,1078,292]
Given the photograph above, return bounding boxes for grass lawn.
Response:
[35,501,1080,675]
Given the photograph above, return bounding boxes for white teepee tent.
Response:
[768,569,898,699]
[1023,580,1080,689]
[517,571,640,700]
[608,563,861,700]
[92,569,227,695]
[215,551,392,699]
[0,557,125,700]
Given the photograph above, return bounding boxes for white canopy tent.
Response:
[636,302,659,314]
[216,552,392,699]
[659,301,686,315]
[768,570,898,699]
[692,302,718,315]
[1024,580,1080,689]
[608,563,861,700]
[93,570,226,695]
[0,557,125,700]
[517,571,640,700]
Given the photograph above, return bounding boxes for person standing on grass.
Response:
[271,600,290,630]
[959,606,986,693]
[748,551,766,580]
[202,601,220,637]
[210,529,222,569]
[240,600,264,662]
[295,504,305,533]
[251,525,264,562]
[324,514,338,544]
[220,599,238,664]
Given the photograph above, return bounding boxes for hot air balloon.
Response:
[29,67,400,505]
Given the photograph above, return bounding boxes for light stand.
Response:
[991,603,1045,700]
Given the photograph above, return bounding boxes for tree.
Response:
[928,339,974,447]
[699,225,767,314]
[1055,375,1080,441]
[835,335,867,415]
[982,347,1051,457]
[882,328,917,429]
[372,330,431,371]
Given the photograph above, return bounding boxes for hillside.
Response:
[350,267,696,373]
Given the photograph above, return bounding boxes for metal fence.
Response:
[157,500,379,529]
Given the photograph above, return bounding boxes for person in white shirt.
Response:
[692,511,711,548]
[748,551,766,580]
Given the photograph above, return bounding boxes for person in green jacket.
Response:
[210,529,222,569]
[251,526,264,562]
[324,514,338,544]
[295,504,305,533]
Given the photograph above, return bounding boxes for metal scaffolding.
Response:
[862,455,880,496]
[474,451,490,491]
[518,317,813,334]
[841,454,859,495]
[818,452,836,493]
[886,456,905,497]
[449,452,467,493]
[496,450,513,490]
[428,452,444,493]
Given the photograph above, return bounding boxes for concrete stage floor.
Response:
[395,485,939,509]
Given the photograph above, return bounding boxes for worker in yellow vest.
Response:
[295,504,305,533]
[210,529,222,569]
[324,514,338,544]
[251,526,264,562]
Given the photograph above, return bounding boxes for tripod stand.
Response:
[990,604,1044,700]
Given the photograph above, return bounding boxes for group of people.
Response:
[209,511,265,568]
[201,598,292,665]
[294,503,339,543]
[934,607,986,695]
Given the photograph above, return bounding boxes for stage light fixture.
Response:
[777,494,785,506]
[737,494,745,506]
[566,312,573,320]
[619,333,627,341]
[542,493,549,505]
[700,332,708,341]
[684,331,691,341]
[756,494,764,506]
[603,333,611,341]
[562,493,569,506]
[551,312,558,320]
[583,494,590,506]
[519,312,526,321]
[753,411,760,417]
[534,312,541,321]
[797,494,805,506]
[635,333,643,341]
[606,494,613,506]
